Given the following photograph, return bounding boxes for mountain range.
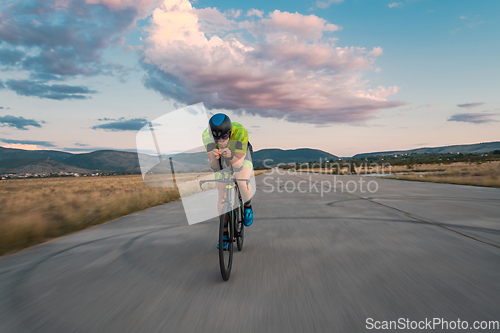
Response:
[0,148,143,174]
[352,141,500,158]
[0,147,337,174]
[1,141,499,174]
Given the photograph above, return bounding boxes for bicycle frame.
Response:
[199,156,249,280]
[198,158,250,216]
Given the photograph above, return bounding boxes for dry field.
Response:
[287,161,500,188]
[253,169,270,176]
[0,170,270,256]
[386,161,500,188]
[0,175,179,256]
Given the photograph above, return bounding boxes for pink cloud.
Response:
[85,0,161,11]
[398,103,436,113]
[55,0,162,15]
[246,9,264,18]
[388,2,403,8]
[3,143,39,150]
[316,0,344,10]
[226,9,242,19]
[262,10,341,40]
[142,0,406,124]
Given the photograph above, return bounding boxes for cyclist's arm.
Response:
[208,152,223,171]
[229,124,248,168]
[220,148,245,168]
[206,142,221,171]
[228,152,245,168]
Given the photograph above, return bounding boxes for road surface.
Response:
[1,172,499,332]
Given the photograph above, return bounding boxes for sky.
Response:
[0,0,499,157]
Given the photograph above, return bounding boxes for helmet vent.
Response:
[209,113,231,139]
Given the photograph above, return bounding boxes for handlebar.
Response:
[199,152,250,190]
[199,178,250,190]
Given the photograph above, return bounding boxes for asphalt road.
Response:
[1,172,499,332]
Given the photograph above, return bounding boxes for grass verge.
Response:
[385,161,500,188]
[0,175,179,256]
[386,174,500,188]
[0,170,271,256]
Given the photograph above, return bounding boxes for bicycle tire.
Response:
[236,193,244,251]
[219,203,233,281]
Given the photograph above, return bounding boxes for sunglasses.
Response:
[214,133,230,141]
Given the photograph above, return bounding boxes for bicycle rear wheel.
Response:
[219,203,233,281]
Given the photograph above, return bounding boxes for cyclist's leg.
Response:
[214,171,226,215]
[216,181,226,216]
[216,178,229,249]
[235,143,254,203]
[235,164,253,203]
[236,158,254,226]
[215,172,229,229]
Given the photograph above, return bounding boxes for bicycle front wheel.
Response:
[219,203,233,281]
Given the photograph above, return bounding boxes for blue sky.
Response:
[0,0,498,156]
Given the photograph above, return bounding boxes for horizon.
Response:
[2,139,499,158]
[0,0,499,156]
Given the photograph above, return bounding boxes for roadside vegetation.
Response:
[281,151,500,188]
[0,169,270,256]
[386,161,500,188]
[0,175,179,256]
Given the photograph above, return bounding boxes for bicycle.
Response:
[199,157,249,281]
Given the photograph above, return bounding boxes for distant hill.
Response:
[138,152,210,174]
[163,151,211,169]
[352,141,500,158]
[0,147,72,161]
[0,148,212,174]
[0,157,93,174]
[63,150,140,172]
[253,148,338,166]
[0,146,338,173]
[1,141,499,174]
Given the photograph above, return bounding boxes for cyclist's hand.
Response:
[221,148,232,158]
[212,149,221,159]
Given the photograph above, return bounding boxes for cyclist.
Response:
[202,113,254,249]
